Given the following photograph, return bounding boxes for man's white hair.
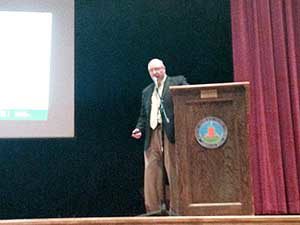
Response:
[148,58,165,70]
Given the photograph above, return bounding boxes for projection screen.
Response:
[0,0,74,138]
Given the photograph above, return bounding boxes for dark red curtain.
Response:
[231,0,300,214]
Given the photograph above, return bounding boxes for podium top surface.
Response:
[169,82,249,91]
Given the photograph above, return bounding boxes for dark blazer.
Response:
[136,75,188,151]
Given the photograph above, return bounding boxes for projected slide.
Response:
[0,0,74,137]
[0,11,52,121]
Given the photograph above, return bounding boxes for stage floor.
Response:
[0,216,300,225]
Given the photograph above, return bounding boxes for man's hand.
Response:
[131,128,142,139]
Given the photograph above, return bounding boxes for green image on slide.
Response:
[0,109,48,120]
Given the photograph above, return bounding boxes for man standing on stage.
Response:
[131,58,188,212]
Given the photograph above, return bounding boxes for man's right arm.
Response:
[131,92,146,139]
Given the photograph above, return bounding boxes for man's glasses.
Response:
[149,67,164,72]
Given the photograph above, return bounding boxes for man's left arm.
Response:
[179,75,189,85]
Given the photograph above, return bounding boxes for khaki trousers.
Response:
[144,125,175,212]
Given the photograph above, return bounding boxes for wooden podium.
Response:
[169,82,254,216]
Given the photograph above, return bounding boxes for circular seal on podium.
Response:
[195,116,228,149]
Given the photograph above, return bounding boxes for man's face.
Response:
[148,61,166,81]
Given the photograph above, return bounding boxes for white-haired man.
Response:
[132,58,188,212]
